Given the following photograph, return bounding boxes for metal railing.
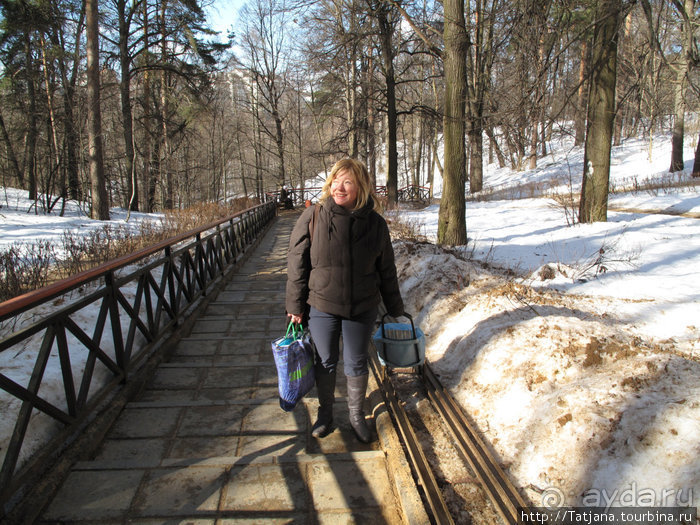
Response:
[398,184,431,203]
[0,201,276,510]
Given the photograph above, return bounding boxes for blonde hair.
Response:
[320,158,378,211]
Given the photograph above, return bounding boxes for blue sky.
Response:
[206,0,247,37]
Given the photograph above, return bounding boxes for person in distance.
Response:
[286,158,405,443]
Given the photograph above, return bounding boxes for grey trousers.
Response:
[308,305,378,377]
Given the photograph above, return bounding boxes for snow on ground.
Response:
[390,134,700,511]
[1,132,700,512]
[0,187,162,253]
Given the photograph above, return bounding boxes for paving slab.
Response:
[221,463,309,512]
[135,466,227,516]
[38,212,426,524]
[43,469,144,521]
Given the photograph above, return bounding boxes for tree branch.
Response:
[382,0,443,58]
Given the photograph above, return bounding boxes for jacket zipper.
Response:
[348,217,354,311]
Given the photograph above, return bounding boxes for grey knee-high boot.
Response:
[312,370,336,437]
[346,374,372,443]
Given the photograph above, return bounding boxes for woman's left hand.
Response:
[288,313,303,325]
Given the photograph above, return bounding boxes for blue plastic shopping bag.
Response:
[271,322,315,411]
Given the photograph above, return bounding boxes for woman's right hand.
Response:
[288,313,303,325]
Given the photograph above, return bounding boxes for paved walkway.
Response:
[39,212,426,524]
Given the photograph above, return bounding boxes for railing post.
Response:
[165,246,179,326]
[228,219,238,262]
[105,272,127,376]
[195,233,206,296]
[215,224,224,273]
[0,324,58,493]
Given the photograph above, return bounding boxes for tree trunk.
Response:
[468,127,483,193]
[346,46,358,158]
[251,82,264,200]
[575,41,588,147]
[367,85,377,188]
[377,2,398,205]
[425,126,434,195]
[579,0,621,224]
[692,132,700,177]
[118,0,138,210]
[296,77,305,202]
[161,0,173,209]
[62,71,81,201]
[217,110,224,202]
[150,138,161,210]
[46,0,80,209]
[65,7,83,202]
[415,117,423,188]
[86,0,110,219]
[23,31,38,201]
[309,83,329,177]
[669,68,686,173]
[528,119,538,169]
[465,0,492,194]
[359,53,371,172]
[527,18,547,171]
[438,0,468,245]
[431,139,441,200]
[0,111,24,185]
[272,103,286,186]
[430,62,443,197]
[40,36,62,201]
[613,14,631,146]
[486,127,507,168]
[142,0,154,212]
[668,0,693,173]
[236,133,248,196]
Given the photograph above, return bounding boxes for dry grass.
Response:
[0,198,261,302]
[0,242,55,301]
[385,210,429,242]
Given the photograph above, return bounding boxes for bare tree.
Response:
[240,0,290,189]
[665,0,694,173]
[160,0,174,209]
[575,41,590,146]
[579,0,625,224]
[86,0,110,219]
[373,0,399,204]
[0,109,24,187]
[114,0,139,210]
[438,0,468,245]
[466,0,501,193]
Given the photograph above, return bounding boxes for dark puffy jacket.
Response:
[286,197,404,319]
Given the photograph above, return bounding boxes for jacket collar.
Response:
[325,196,375,218]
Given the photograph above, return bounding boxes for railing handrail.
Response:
[0,203,265,323]
[398,183,431,191]
[0,200,277,518]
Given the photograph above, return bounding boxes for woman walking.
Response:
[286,158,404,442]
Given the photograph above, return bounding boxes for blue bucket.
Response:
[372,313,425,368]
